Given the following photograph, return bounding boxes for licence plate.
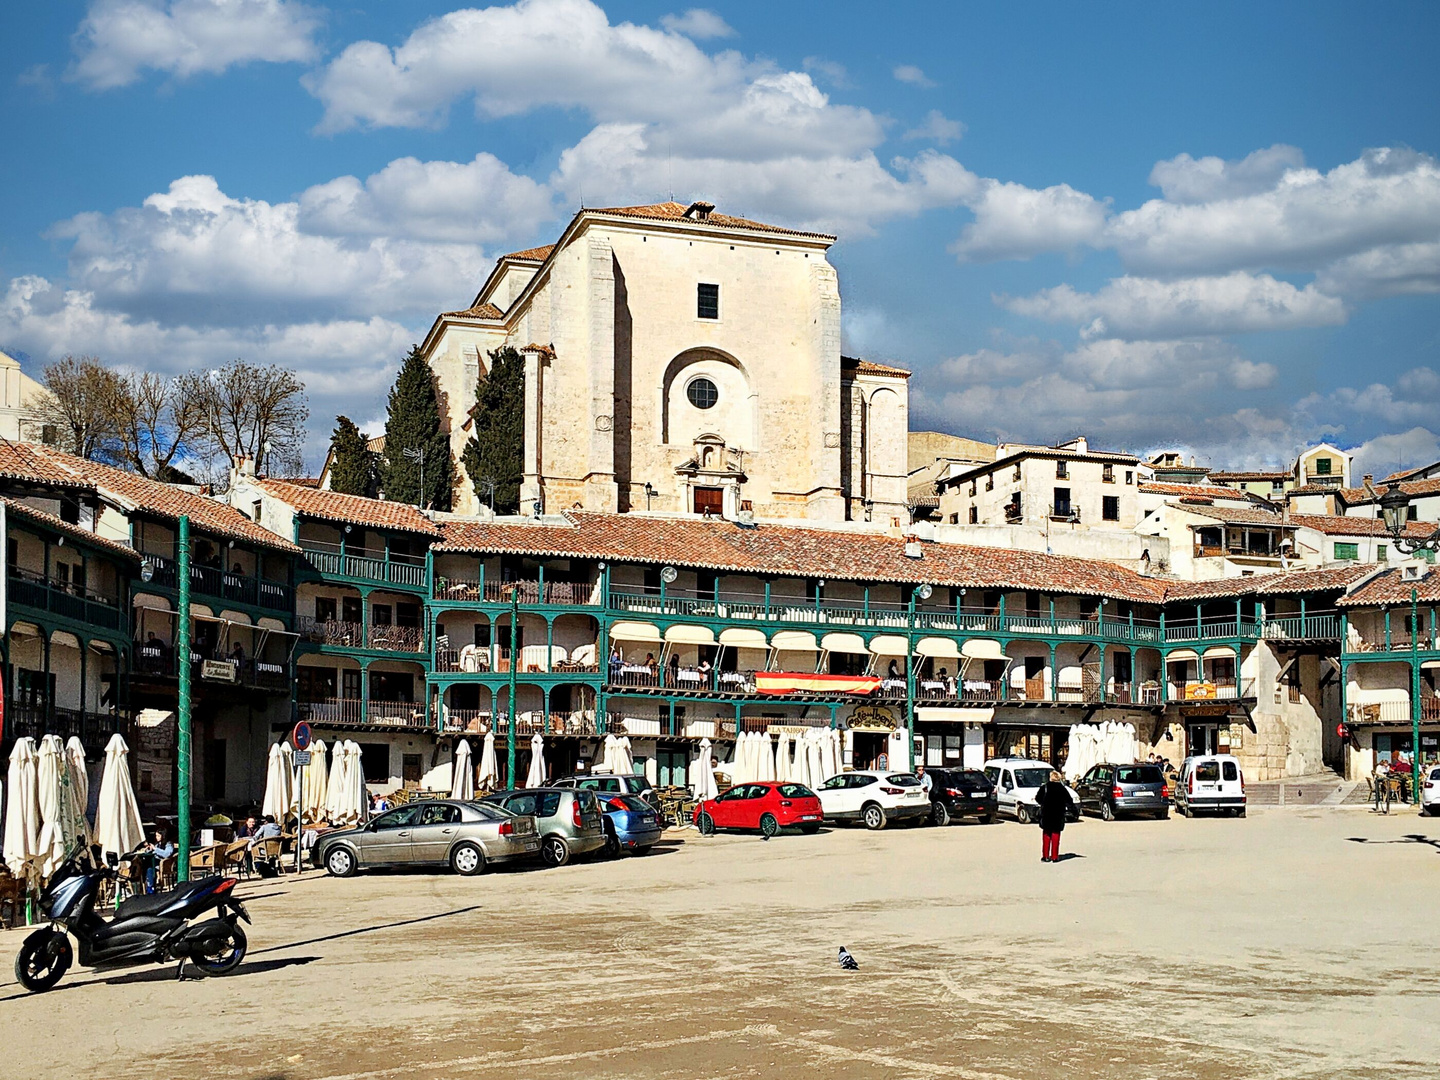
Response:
[970,792,987,798]
[801,814,819,821]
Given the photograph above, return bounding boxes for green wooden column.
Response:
[176,515,193,882]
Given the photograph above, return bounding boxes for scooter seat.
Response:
[116,878,213,918]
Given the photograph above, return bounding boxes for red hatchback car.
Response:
[694,782,824,837]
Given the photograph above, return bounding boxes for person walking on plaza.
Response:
[1035,770,1071,863]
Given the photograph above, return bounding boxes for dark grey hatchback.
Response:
[1074,763,1169,820]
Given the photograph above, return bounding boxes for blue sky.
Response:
[2,1,1439,475]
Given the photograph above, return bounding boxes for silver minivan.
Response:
[1175,754,1246,817]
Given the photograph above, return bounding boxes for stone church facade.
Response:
[420,201,909,523]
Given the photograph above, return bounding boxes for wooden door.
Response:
[693,487,724,516]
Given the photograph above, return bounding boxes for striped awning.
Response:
[754,672,881,695]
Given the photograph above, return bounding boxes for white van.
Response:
[1175,754,1246,817]
[982,758,1079,823]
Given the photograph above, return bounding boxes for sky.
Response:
[2,0,1439,477]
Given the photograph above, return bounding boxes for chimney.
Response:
[683,200,715,220]
[1363,473,1373,487]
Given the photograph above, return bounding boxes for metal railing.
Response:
[301,544,427,589]
[5,702,131,747]
[7,568,123,630]
[138,554,292,613]
[432,578,599,605]
[365,700,430,727]
[296,698,365,725]
[1260,612,1341,641]
[297,617,425,654]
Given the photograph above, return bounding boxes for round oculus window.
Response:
[686,377,719,410]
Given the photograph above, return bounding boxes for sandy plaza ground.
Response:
[0,806,1437,1080]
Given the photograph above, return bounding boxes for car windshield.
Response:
[1195,761,1221,781]
[1116,766,1163,785]
[820,776,847,790]
[1431,767,1440,781]
[777,783,814,798]
[1014,768,1051,788]
[886,774,922,786]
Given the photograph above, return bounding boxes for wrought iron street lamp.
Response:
[1376,482,1430,807]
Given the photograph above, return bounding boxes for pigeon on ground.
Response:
[838,946,859,971]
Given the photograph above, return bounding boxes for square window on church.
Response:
[697,283,719,319]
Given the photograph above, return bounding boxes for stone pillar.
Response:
[520,347,544,512]
[586,238,619,511]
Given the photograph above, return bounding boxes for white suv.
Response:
[1174,754,1245,817]
[1420,765,1440,816]
[983,758,1079,824]
[815,771,930,830]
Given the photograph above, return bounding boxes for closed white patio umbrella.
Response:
[4,738,41,881]
[262,741,294,822]
[774,731,791,783]
[477,732,499,790]
[326,741,366,828]
[64,737,92,842]
[96,733,144,865]
[302,739,329,822]
[37,735,86,879]
[525,732,546,787]
[323,741,348,822]
[451,738,474,800]
[613,736,634,777]
[693,738,719,801]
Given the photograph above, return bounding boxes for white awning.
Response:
[1424,660,1440,671]
[960,638,1007,660]
[821,632,868,654]
[664,624,715,646]
[1166,648,1199,663]
[916,707,994,724]
[1202,645,1238,660]
[916,636,962,659]
[718,628,768,649]
[771,630,818,651]
[610,621,662,642]
[868,634,911,656]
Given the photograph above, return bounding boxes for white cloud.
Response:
[70,0,322,90]
[951,179,1109,262]
[1148,144,1305,204]
[659,9,735,39]
[892,64,934,87]
[297,153,555,244]
[551,125,977,237]
[1001,271,1347,340]
[801,56,849,88]
[1316,241,1440,299]
[50,174,494,327]
[1109,147,1440,276]
[1350,428,1440,480]
[904,109,965,146]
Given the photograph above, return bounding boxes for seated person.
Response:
[142,829,176,894]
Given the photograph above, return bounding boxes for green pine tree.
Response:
[380,346,453,510]
[328,415,375,496]
[462,346,525,514]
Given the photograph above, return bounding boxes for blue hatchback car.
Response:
[597,793,664,857]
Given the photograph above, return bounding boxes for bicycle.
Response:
[1373,775,1393,814]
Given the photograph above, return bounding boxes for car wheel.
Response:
[931,802,951,827]
[1236,807,1247,818]
[1157,807,1170,820]
[325,846,357,878]
[980,812,995,824]
[1180,804,1192,818]
[759,813,781,838]
[450,842,486,876]
[799,823,820,834]
[14,929,71,993]
[541,836,570,867]
[1101,800,1115,822]
[697,811,716,836]
[1016,805,1031,825]
[602,830,621,859]
[861,803,887,830]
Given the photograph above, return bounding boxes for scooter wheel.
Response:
[189,923,247,977]
[15,929,72,993]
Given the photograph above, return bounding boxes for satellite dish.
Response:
[660,566,678,584]
[140,559,155,583]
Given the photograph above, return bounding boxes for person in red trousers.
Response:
[1034,770,1072,863]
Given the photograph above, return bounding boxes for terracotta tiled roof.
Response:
[1167,503,1287,527]
[441,301,504,320]
[1290,514,1436,539]
[435,512,1167,603]
[25,446,298,553]
[1208,470,1290,482]
[256,478,441,537]
[1338,478,1440,505]
[1140,481,1263,502]
[1338,567,1440,606]
[588,201,835,241]
[521,343,556,359]
[842,356,912,379]
[1,498,140,561]
[0,439,96,491]
[500,244,555,262]
[1166,565,1373,601]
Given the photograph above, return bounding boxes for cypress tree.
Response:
[380,346,453,510]
[462,346,525,514]
[328,415,375,496]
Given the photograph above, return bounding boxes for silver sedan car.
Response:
[316,799,540,877]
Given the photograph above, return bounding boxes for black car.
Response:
[1074,762,1170,820]
[924,767,998,825]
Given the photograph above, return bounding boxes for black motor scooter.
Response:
[13,852,251,992]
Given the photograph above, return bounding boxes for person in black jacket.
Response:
[1035,770,1072,862]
